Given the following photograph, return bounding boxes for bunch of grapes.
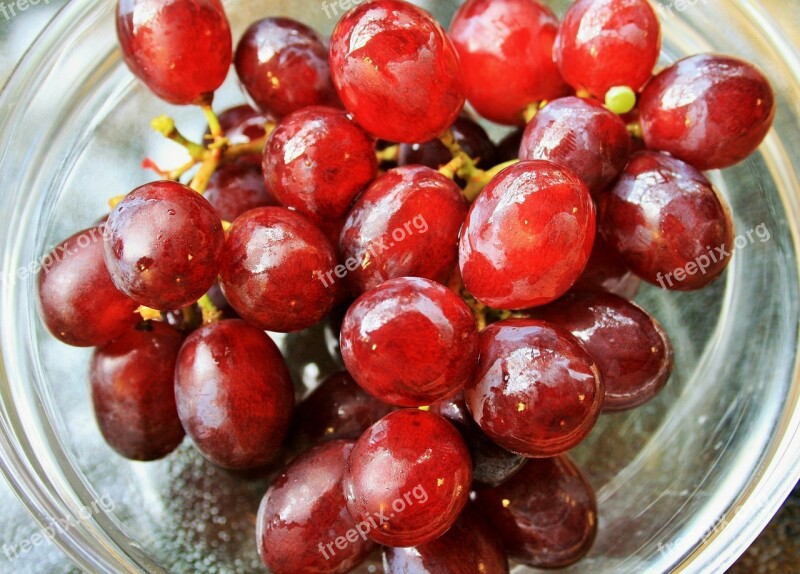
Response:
[37,0,776,572]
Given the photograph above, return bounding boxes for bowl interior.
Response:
[1,1,800,573]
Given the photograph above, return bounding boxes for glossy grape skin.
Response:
[103,181,224,311]
[554,0,660,99]
[291,371,393,450]
[519,97,631,197]
[37,226,138,347]
[90,322,185,461]
[464,319,603,458]
[383,505,509,573]
[340,277,479,407]
[339,166,467,294]
[398,116,496,172]
[116,0,231,105]
[473,456,597,568]
[219,207,339,332]
[204,160,277,222]
[639,53,776,170]
[257,441,374,574]
[329,0,465,143]
[535,292,673,412]
[449,0,568,126]
[570,235,640,300]
[174,320,294,469]
[430,392,526,489]
[343,409,472,547]
[263,106,378,219]
[459,160,595,310]
[234,18,338,118]
[599,151,735,290]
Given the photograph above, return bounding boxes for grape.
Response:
[473,456,597,568]
[459,160,595,310]
[535,292,673,412]
[398,116,496,173]
[116,0,231,105]
[90,322,185,461]
[570,234,641,299]
[554,0,660,99]
[37,226,138,346]
[256,441,374,574]
[343,409,472,547]
[340,277,479,407]
[103,181,225,311]
[495,129,524,163]
[639,53,776,170]
[383,505,509,573]
[464,319,603,457]
[599,151,735,290]
[174,319,294,469]
[291,371,394,450]
[329,0,465,143]
[519,96,631,197]
[204,160,277,222]
[234,17,338,118]
[449,0,568,125]
[218,207,339,332]
[431,392,526,489]
[339,166,467,294]
[263,106,378,219]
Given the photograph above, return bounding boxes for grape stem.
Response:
[376,144,400,163]
[142,108,277,195]
[462,160,519,202]
[439,129,478,182]
[197,294,222,324]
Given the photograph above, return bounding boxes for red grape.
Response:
[599,151,735,290]
[90,322,185,461]
[234,17,338,118]
[256,441,374,574]
[329,0,465,143]
[464,319,603,457]
[340,277,478,407]
[431,392,526,489]
[570,234,641,300]
[204,160,277,222]
[103,181,225,311]
[174,319,294,469]
[449,0,568,125]
[554,0,660,99]
[263,106,378,219]
[474,456,597,568]
[343,409,472,547]
[383,505,509,573]
[459,160,595,310]
[291,371,393,450]
[211,105,274,165]
[519,96,631,197]
[339,166,467,294]
[219,207,339,332]
[639,53,776,170]
[535,292,673,412]
[116,0,232,105]
[37,226,138,346]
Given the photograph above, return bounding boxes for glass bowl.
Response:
[1,0,799,572]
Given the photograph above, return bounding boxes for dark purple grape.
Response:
[204,160,277,222]
[398,116,496,173]
[90,322,185,461]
